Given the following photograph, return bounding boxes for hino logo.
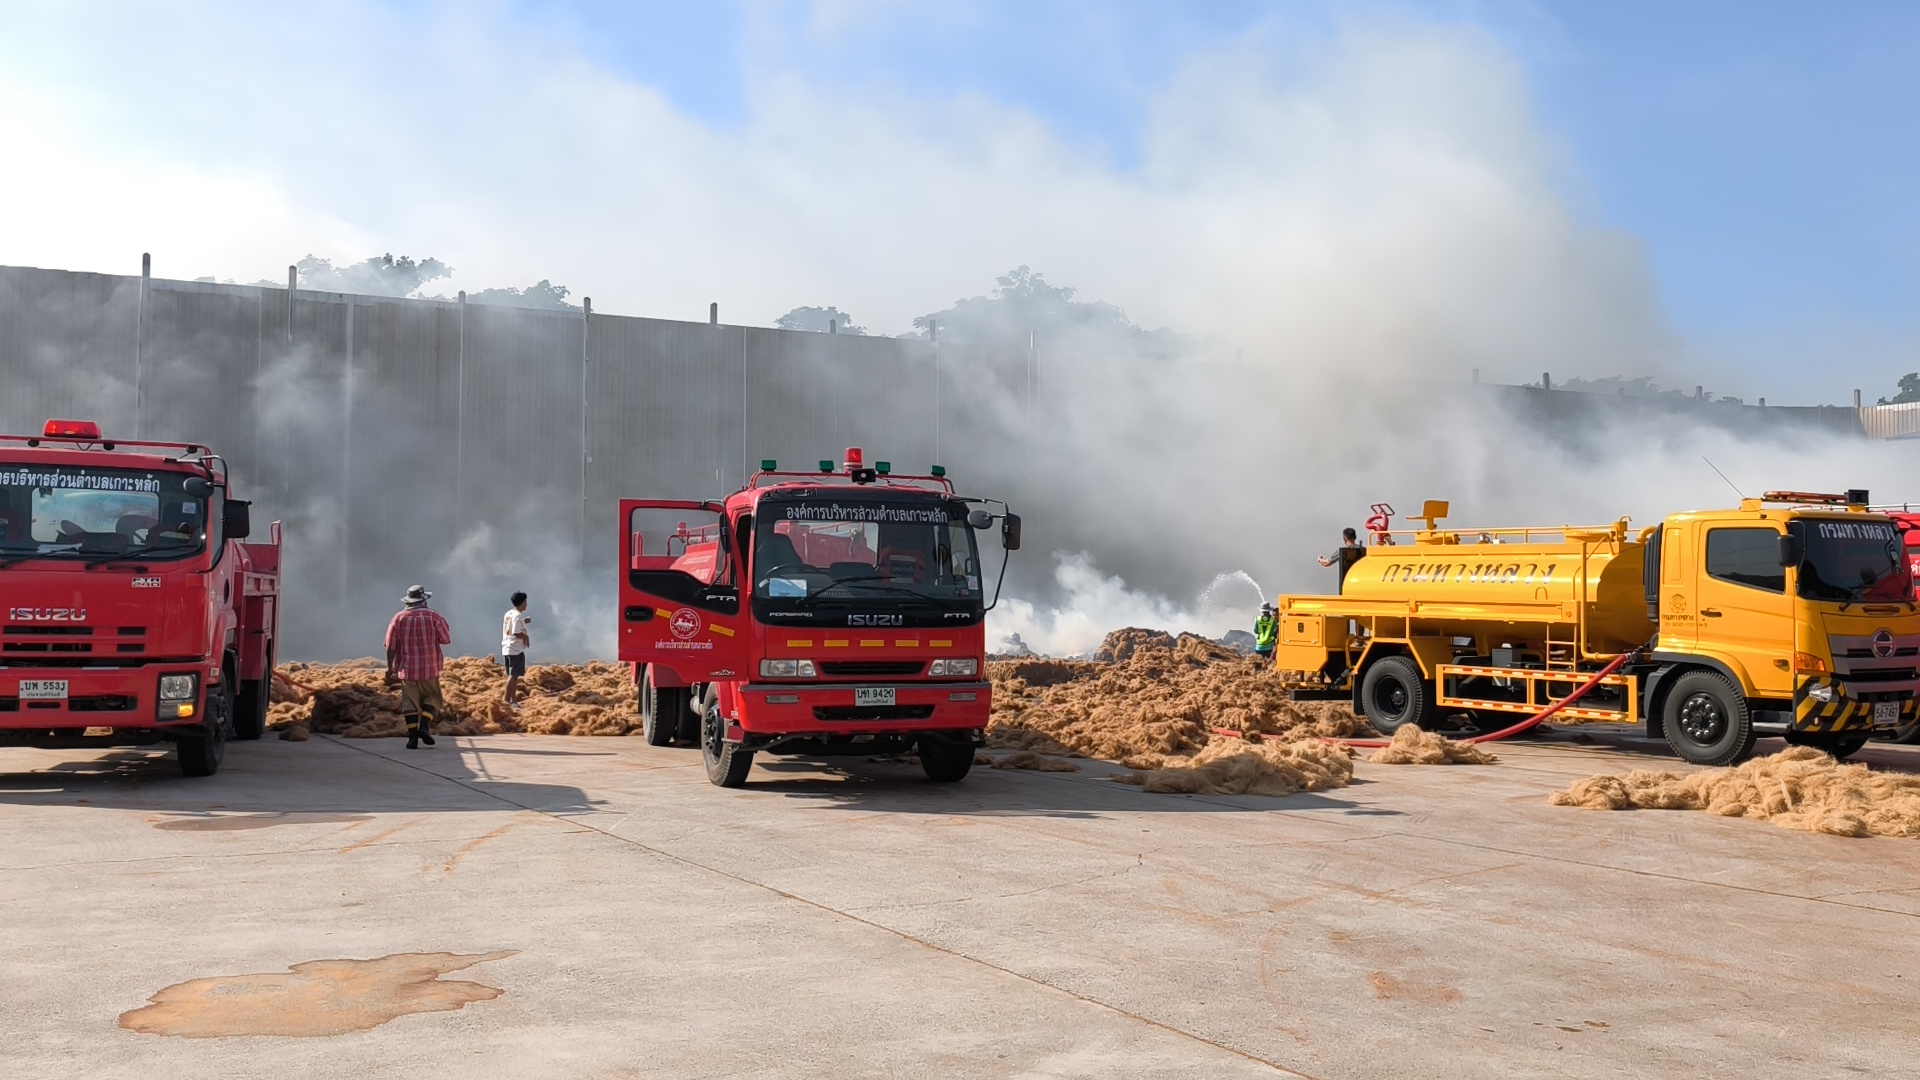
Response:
[848,614,905,626]
[1874,629,1896,658]
[9,607,88,622]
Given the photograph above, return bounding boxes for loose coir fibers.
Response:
[270,657,639,738]
[1112,737,1356,797]
[1549,746,1920,838]
[1367,725,1499,765]
[986,628,1369,796]
[987,629,1366,768]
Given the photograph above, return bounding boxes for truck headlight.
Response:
[159,674,198,701]
[759,659,817,678]
[929,658,978,677]
[1806,683,1835,703]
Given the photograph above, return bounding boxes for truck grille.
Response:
[818,661,925,677]
[69,695,137,712]
[4,626,92,636]
[1836,668,1919,683]
[812,705,937,721]
[1844,646,1920,658]
[3,642,92,653]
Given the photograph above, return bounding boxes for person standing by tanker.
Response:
[1254,603,1278,663]
[385,585,452,750]
[501,591,532,705]
[1317,527,1366,589]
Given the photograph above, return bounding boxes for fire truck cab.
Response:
[618,449,1019,787]
[0,420,281,776]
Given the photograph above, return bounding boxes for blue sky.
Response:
[2,1,1915,401]
[515,0,1920,394]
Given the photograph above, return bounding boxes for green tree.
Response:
[1878,373,1920,405]
[295,253,452,297]
[776,306,867,334]
[466,279,579,310]
[907,266,1193,358]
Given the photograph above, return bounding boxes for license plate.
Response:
[1875,702,1900,725]
[19,680,68,700]
[854,687,896,708]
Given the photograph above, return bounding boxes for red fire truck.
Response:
[619,449,1020,787]
[1,420,281,776]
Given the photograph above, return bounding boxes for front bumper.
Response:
[1794,674,1917,733]
[734,680,991,735]
[0,667,211,732]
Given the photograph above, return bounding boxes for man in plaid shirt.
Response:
[385,584,453,749]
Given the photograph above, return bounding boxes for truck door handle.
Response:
[623,606,655,622]
[1701,608,1723,618]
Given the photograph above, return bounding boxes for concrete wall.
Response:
[0,261,1873,657]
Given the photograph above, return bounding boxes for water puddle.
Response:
[119,951,517,1037]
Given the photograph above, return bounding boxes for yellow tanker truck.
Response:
[1274,493,1920,765]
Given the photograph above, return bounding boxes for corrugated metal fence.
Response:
[0,261,1876,658]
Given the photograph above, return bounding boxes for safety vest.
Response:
[1254,614,1278,649]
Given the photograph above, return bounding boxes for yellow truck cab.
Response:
[1274,493,1920,765]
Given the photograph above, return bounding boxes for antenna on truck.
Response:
[1702,457,1746,500]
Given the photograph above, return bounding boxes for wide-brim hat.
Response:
[403,584,432,606]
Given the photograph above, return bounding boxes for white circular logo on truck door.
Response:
[1874,629,1895,658]
[670,608,702,641]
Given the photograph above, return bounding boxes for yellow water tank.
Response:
[1336,530,1654,653]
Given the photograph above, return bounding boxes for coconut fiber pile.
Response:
[1367,725,1500,765]
[987,628,1371,795]
[1549,746,1920,838]
[269,657,639,739]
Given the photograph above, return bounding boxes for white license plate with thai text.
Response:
[19,680,68,700]
[855,687,896,708]
[1874,702,1899,726]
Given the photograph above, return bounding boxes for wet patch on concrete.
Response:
[119,951,517,1037]
[152,812,373,832]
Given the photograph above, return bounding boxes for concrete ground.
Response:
[2,728,1917,1080]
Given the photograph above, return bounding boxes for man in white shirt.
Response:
[501,591,532,704]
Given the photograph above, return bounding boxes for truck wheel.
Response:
[232,650,271,741]
[1663,670,1756,766]
[1786,731,1871,760]
[700,688,753,788]
[918,737,975,782]
[1360,656,1431,735]
[177,684,231,777]
[640,668,689,747]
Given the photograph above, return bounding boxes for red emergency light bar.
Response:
[43,419,101,439]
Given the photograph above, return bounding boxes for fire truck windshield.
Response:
[0,463,209,564]
[753,497,981,611]
[1791,518,1909,602]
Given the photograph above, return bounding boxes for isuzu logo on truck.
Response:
[848,614,906,626]
[9,607,88,622]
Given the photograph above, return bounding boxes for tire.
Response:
[178,682,231,777]
[700,686,753,788]
[640,667,686,747]
[1360,655,1431,735]
[1662,670,1756,766]
[232,649,271,741]
[1786,730,1871,760]
[918,737,975,782]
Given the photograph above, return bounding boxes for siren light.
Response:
[43,419,101,439]
[843,447,864,470]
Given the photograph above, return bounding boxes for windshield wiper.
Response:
[85,542,192,569]
[810,576,944,605]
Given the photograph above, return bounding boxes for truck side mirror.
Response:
[1002,513,1022,551]
[183,477,212,497]
[223,499,252,540]
[967,508,994,530]
[1778,533,1802,568]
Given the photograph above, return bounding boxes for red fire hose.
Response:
[1212,651,1637,748]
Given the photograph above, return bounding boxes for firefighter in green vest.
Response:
[1254,603,1278,662]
